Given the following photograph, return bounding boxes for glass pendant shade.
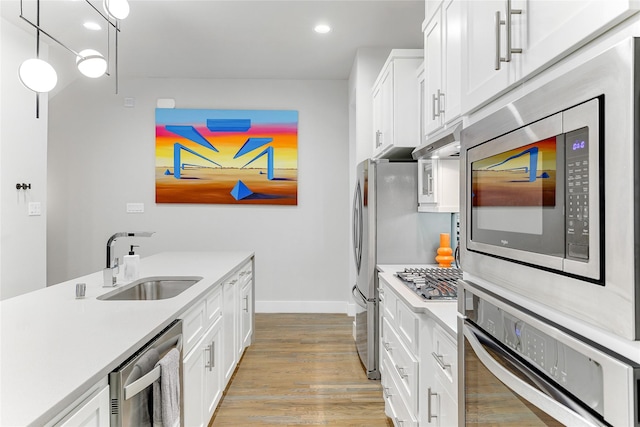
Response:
[76,49,107,78]
[18,58,57,93]
[103,0,130,20]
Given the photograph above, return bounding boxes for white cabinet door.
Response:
[184,320,223,427]
[424,0,463,137]
[58,386,109,427]
[372,80,384,152]
[376,63,395,153]
[442,0,462,121]
[424,10,443,136]
[462,0,512,113]
[222,275,238,382]
[240,280,253,350]
[522,0,639,77]
[463,0,640,114]
[183,334,206,427]
[204,320,223,421]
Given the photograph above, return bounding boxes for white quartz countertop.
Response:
[377,264,458,337]
[0,251,253,427]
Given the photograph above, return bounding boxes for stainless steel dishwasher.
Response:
[109,319,183,427]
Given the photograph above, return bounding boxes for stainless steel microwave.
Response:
[460,38,640,340]
[467,98,601,281]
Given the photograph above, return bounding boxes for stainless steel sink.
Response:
[97,276,202,301]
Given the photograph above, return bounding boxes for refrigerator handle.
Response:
[352,284,367,309]
[352,182,363,273]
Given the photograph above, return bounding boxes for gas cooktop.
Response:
[395,267,462,300]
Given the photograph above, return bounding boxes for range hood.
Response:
[412,122,462,160]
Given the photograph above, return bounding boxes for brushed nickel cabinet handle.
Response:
[496,0,522,70]
[495,10,503,70]
[428,387,438,422]
[432,351,451,371]
[505,0,522,63]
[383,386,393,398]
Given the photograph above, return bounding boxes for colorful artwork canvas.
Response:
[156,109,298,205]
[472,137,557,207]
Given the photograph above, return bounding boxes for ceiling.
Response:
[2,0,425,86]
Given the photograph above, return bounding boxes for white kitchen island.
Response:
[0,251,254,427]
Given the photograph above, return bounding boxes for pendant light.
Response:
[76,49,108,78]
[103,0,130,20]
[18,58,57,93]
[17,0,129,115]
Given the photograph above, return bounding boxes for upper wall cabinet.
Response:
[372,49,423,160]
[423,0,463,138]
[462,0,640,113]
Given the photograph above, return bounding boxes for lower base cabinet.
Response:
[378,274,458,427]
[56,384,110,427]
[182,258,254,426]
[184,317,223,427]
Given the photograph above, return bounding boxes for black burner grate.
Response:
[395,267,462,300]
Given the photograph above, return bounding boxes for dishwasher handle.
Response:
[124,334,182,401]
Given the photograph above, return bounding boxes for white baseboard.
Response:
[256,300,349,313]
[346,302,356,317]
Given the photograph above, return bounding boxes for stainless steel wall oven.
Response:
[458,280,639,427]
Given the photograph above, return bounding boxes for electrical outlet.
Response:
[126,203,144,213]
[28,202,42,216]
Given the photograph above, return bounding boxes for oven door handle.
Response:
[463,323,607,427]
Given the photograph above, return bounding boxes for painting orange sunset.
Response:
[472,137,557,207]
[155,109,298,205]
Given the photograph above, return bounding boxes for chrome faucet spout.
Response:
[106,232,155,268]
[104,231,155,287]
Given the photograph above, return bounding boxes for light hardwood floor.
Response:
[210,313,393,426]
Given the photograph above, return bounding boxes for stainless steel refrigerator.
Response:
[352,159,451,379]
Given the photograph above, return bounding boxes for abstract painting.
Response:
[472,137,557,207]
[156,109,298,205]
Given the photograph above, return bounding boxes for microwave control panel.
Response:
[565,127,590,261]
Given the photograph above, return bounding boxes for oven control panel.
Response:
[565,127,590,261]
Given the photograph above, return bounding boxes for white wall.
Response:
[47,76,351,312]
[0,17,48,299]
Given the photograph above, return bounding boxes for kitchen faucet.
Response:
[103,232,155,287]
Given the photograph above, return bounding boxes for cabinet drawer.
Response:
[181,300,206,354]
[396,299,420,355]
[379,278,397,323]
[382,317,418,415]
[205,286,222,325]
[237,261,252,285]
[431,323,457,393]
[382,354,418,427]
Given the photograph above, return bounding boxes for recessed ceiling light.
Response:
[83,21,102,31]
[314,24,331,34]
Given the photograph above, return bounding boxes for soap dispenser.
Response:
[123,245,140,282]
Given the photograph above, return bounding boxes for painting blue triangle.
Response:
[231,180,253,200]
[164,169,173,175]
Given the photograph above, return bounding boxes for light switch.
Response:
[28,202,42,216]
[126,203,144,213]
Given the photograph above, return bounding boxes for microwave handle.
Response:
[463,323,606,427]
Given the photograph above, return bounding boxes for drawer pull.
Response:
[383,341,392,351]
[395,418,404,426]
[243,296,249,312]
[383,387,393,398]
[395,365,408,378]
[427,387,438,422]
[432,351,451,371]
